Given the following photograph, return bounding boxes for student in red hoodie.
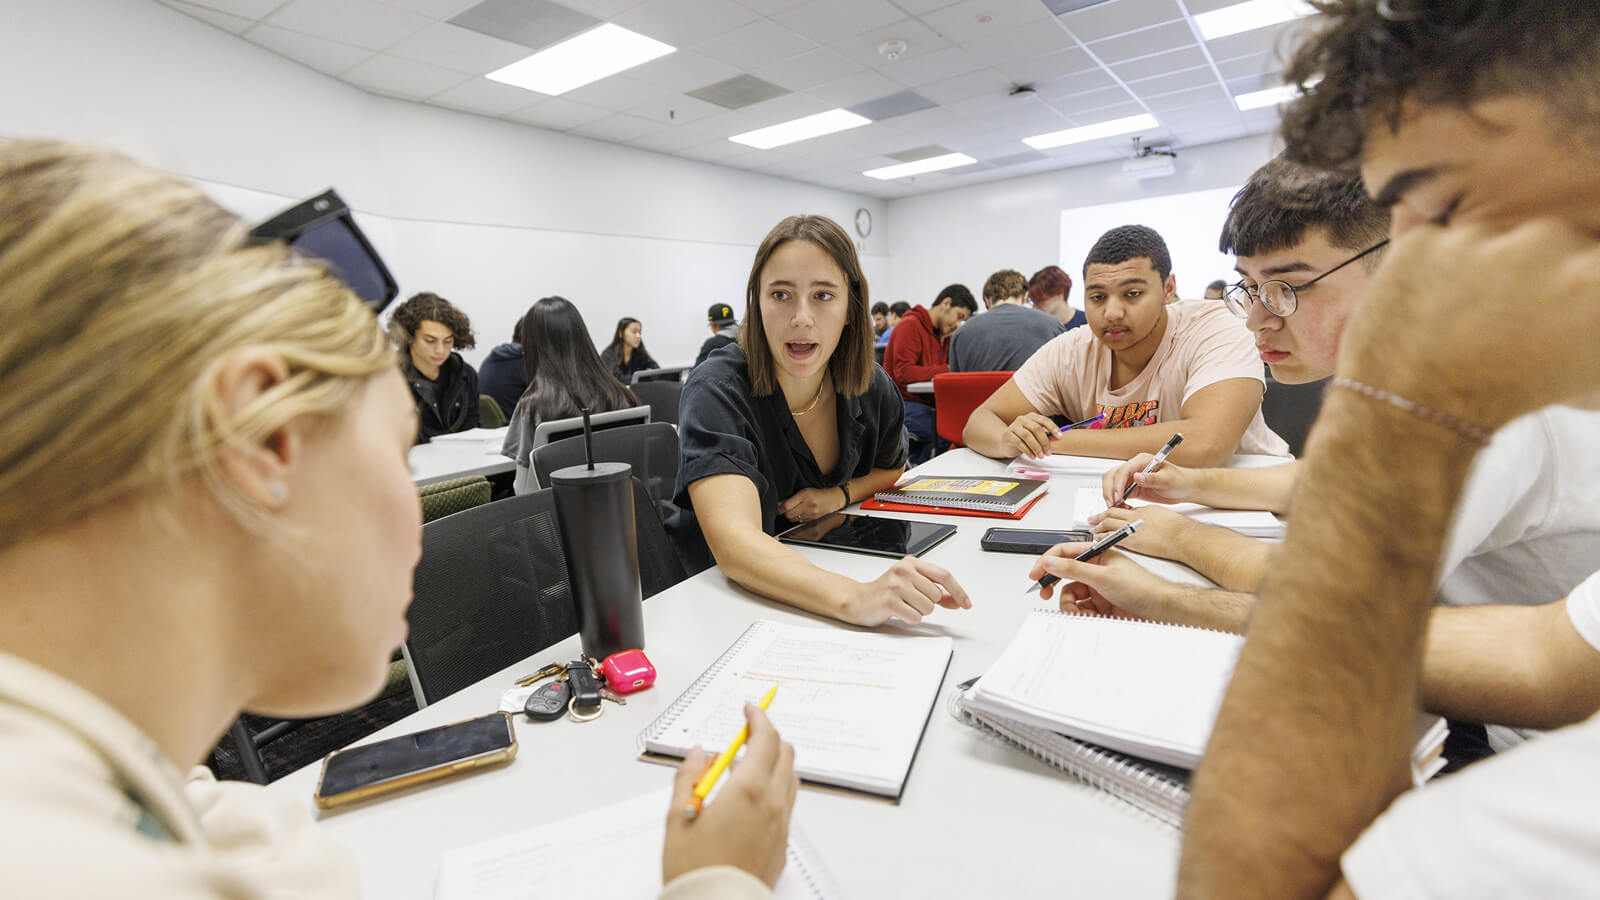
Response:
[884,284,977,463]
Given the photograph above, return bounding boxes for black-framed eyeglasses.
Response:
[1223,239,1390,319]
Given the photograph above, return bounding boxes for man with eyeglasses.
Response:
[1034,155,1600,756]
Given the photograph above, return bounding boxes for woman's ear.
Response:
[209,349,300,509]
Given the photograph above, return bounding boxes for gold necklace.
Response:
[789,376,830,417]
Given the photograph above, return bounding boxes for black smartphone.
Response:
[313,711,517,808]
[980,526,1094,555]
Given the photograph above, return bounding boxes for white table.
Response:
[409,427,515,486]
[275,449,1191,898]
[908,380,934,395]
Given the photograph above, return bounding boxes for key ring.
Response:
[567,697,603,722]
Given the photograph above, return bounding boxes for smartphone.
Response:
[980,526,1094,555]
[313,711,517,809]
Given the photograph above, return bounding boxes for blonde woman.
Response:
[0,141,794,899]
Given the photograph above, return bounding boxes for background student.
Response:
[600,316,658,383]
[390,291,480,443]
[1176,3,1600,895]
[0,141,795,899]
[964,225,1288,465]
[883,284,977,463]
[947,268,1065,373]
[1202,279,1227,300]
[696,302,740,367]
[475,313,527,421]
[875,300,908,347]
[501,296,640,492]
[870,301,889,340]
[1026,264,1087,330]
[670,215,971,627]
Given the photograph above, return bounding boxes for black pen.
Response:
[1024,519,1143,594]
[1119,433,1184,504]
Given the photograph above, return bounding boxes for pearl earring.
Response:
[269,482,288,503]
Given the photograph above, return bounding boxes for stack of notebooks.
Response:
[1072,486,1287,539]
[862,476,1047,519]
[957,610,1448,827]
[637,620,953,802]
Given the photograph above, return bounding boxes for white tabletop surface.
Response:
[275,449,1198,898]
[908,380,934,395]
[409,427,515,486]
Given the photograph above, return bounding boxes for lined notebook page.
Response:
[967,611,1244,768]
[1072,487,1286,538]
[640,621,953,798]
[435,788,831,899]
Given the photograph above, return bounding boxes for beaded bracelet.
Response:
[1328,377,1492,446]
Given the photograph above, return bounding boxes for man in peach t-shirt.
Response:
[964,225,1289,465]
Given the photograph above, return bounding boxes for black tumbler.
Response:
[551,460,645,658]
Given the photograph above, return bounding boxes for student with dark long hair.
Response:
[669,215,971,627]
[501,296,640,491]
[599,316,658,383]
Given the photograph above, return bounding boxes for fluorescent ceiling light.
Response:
[729,109,871,150]
[1023,113,1159,150]
[486,23,675,96]
[1194,0,1315,41]
[863,153,978,180]
[1233,83,1301,111]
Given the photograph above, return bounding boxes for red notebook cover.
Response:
[859,492,1046,520]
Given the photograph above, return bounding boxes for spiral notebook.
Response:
[435,787,835,899]
[873,476,1047,514]
[637,620,953,801]
[1072,487,1287,539]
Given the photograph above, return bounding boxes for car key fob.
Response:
[524,680,571,721]
[566,661,603,710]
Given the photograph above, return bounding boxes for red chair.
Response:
[933,371,1013,447]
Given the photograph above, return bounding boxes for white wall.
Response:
[885,134,1278,310]
[0,0,889,368]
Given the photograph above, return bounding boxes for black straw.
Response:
[581,407,595,470]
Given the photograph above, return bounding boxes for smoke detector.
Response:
[878,40,908,61]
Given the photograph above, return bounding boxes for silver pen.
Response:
[1119,433,1184,504]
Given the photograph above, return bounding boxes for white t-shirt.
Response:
[1343,572,1600,898]
[1012,299,1290,457]
[1436,405,1600,607]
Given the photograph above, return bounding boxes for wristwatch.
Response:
[839,481,852,508]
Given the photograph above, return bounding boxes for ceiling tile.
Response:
[166,2,254,33]
[1143,83,1230,113]
[386,22,533,74]
[1033,64,1117,97]
[687,74,791,110]
[613,0,761,47]
[878,46,985,87]
[848,90,936,120]
[887,0,961,13]
[616,95,716,128]
[623,51,741,93]
[428,76,541,114]
[916,67,1014,104]
[991,47,1095,85]
[678,140,750,163]
[246,25,375,76]
[1064,100,1148,124]
[693,20,816,70]
[1058,0,1183,43]
[917,0,1054,42]
[831,17,951,69]
[177,0,284,17]
[1111,45,1209,82]
[562,75,679,112]
[1215,52,1279,81]
[806,69,903,107]
[737,0,815,13]
[754,47,867,92]
[775,0,907,45]
[267,0,433,51]
[626,123,726,152]
[1204,20,1309,62]
[1158,104,1240,131]
[448,0,603,50]
[341,53,470,98]
[1127,67,1217,99]
[504,96,614,129]
[964,21,1077,65]
[569,113,661,142]
[378,0,481,17]
[1085,21,1194,64]
[726,91,832,126]
[549,0,647,15]
[1045,84,1133,115]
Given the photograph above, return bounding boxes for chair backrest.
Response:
[530,405,651,449]
[403,490,577,707]
[417,475,492,524]
[630,380,684,426]
[1260,376,1329,458]
[531,422,680,521]
[630,366,690,384]
[932,371,1013,446]
[478,394,508,428]
[631,476,687,599]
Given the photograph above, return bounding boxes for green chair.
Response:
[479,394,508,428]
[419,475,492,524]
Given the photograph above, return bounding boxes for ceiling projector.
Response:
[1122,149,1177,180]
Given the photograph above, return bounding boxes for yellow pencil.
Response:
[684,685,778,820]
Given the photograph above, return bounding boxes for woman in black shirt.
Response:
[599,317,658,383]
[670,215,971,626]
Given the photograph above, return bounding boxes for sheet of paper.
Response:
[644,622,952,797]
[1005,454,1121,478]
[1072,487,1286,537]
[427,426,510,444]
[435,788,829,900]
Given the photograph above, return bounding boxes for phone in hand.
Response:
[979,526,1094,555]
[313,711,517,809]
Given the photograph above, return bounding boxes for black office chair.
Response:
[403,490,578,707]
[530,422,680,523]
[631,476,687,600]
[1261,375,1329,458]
[631,380,684,426]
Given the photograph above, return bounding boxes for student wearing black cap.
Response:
[696,302,740,367]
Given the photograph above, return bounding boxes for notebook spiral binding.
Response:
[1043,605,1236,636]
[636,622,766,752]
[951,686,1188,829]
